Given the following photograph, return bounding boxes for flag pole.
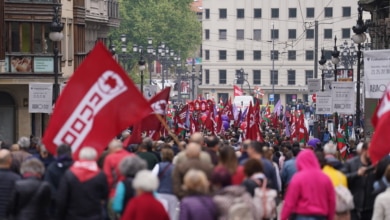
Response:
[155,114,181,146]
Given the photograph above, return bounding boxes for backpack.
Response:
[335,185,354,213]
[252,178,277,219]
[227,197,253,220]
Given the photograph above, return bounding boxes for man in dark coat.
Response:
[0,149,20,219]
[57,147,108,220]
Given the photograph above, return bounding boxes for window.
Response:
[253,29,261,41]
[305,70,314,84]
[271,29,279,39]
[237,9,245,18]
[288,70,296,85]
[205,29,210,40]
[288,29,296,39]
[253,50,261,60]
[324,7,333,17]
[270,70,278,85]
[306,8,315,18]
[253,70,261,85]
[205,9,210,19]
[219,29,227,40]
[342,7,351,17]
[271,50,279,60]
[271,8,279,18]
[289,8,297,18]
[236,50,244,60]
[218,93,229,102]
[342,28,350,39]
[324,29,332,39]
[205,69,210,84]
[306,29,314,39]
[219,70,227,84]
[67,20,73,61]
[9,22,53,53]
[254,8,262,18]
[236,29,244,40]
[306,50,314,60]
[205,50,210,60]
[288,50,296,60]
[219,9,227,19]
[219,50,227,60]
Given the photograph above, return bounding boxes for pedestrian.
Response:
[33,144,55,168]
[10,136,32,174]
[7,158,51,220]
[112,156,147,215]
[57,147,108,220]
[280,146,300,192]
[372,165,390,220]
[281,150,335,220]
[136,138,159,170]
[179,169,218,220]
[152,145,175,194]
[121,170,169,220]
[0,149,21,219]
[173,132,212,165]
[205,136,220,166]
[214,146,244,185]
[241,158,265,197]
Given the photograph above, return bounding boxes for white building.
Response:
[200,0,359,106]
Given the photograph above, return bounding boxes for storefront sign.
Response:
[29,83,53,114]
[331,82,355,114]
[364,49,390,98]
[307,79,321,93]
[316,91,333,114]
[34,57,54,73]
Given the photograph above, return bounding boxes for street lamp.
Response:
[331,36,340,82]
[352,5,367,128]
[235,68,251,95]
[49,6,64,103]
[318,48,327,92]
[137,49,146,94]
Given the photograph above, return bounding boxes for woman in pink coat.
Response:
[281,150,335,220]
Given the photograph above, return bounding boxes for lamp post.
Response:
[235,68,251,95]
[318,48,327,92]
[352,5,367,128]
[137,49,146,94]
[331,36,340,82]
[49,6,64,102]
[271,23,275,104]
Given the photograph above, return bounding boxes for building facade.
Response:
[200,0,359,105]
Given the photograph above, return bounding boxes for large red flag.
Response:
[246,102,262,141]
[369,87,390,164]
[141,87,171,131]
[43,42,152,159]
[234,85,244,96]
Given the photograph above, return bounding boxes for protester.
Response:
[121,170,169,220]
[205,135,220,166]
[341,142,376,220]
[238,140,251,165]
[264,146,282,192]
[152,146,175,194]
[179,169,218,220]
[323,141,343,170]
[0,149,21,219]
[44,144,73,218]
[281,150,335,220]
[57,147,108,220]
[173,132,212,165]
[280,146,300,191]
[372,165,390,220]
[103,139,132,219]
[8,158,51,220]
[241,158,265,197]
[33,144,55,168]
[172,142,213,199]
[214,146,244,185]
[10,136,32,174]
[136,138,159,170]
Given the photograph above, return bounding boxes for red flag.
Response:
[42,42,152,159]
[369,88,390,164]
[222,100,234,121]
[123,124,143,146]
[141,87,171,131]
[246,102,263,142]
[234,85,243,96]
[176,105,188,134]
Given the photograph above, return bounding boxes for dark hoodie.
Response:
[281,150,335,220]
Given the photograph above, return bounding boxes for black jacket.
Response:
[7,177,51,220]
[44,157,73,200]
[56,170,108,220]
[0,169,20,218]
[341,156,376,212]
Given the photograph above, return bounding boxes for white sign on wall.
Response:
[331,82,355,114]
[29,83,53,114]
[316,91,333,114]
[364,49,390,99]
[307,79,321,93]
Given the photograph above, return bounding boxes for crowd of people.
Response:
[0,132,389,220]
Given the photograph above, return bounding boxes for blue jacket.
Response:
[281,158,297,186]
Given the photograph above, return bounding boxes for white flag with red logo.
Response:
[43,42,153,159]
[234,85,243,96]
[369,85,390,164]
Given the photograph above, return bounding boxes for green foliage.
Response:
[111,0,201,60]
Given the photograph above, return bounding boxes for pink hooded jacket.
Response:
[281,150,335,220]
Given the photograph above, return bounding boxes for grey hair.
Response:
[324,141,337,155]
[132,170,159,192]
[79,147,97,160]
[119,156,147,177]
[20,158,45,176]
[17,137,30,149]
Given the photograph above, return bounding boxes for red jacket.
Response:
[103,149,132,198]
[121,193,169,220]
